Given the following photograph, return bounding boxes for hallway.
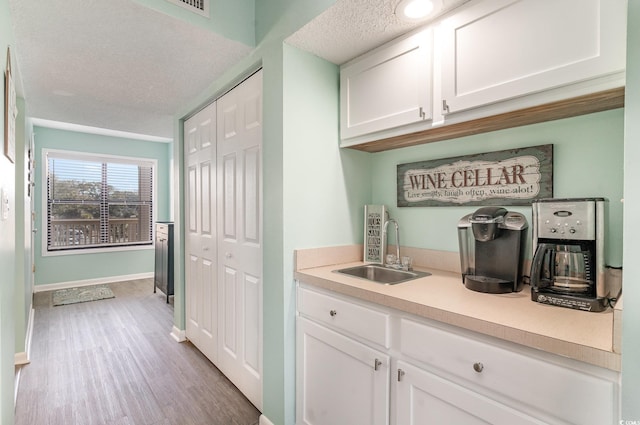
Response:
[14,279,260,425]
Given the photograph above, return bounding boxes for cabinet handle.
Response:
[419,106,426,120]
[374,359,382,371]
[397,369,405,382]
[329,309,337,317]
[442,99,450,114]
[473,362,484,373]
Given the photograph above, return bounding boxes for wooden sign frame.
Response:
[397,144,553,207]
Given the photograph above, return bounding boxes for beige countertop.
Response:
[294,245,621,371]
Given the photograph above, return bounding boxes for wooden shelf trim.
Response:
[347,87,625,153]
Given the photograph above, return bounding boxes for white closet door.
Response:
[184,102,218,363]
[216,70,263,410]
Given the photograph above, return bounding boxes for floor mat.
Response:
[52,284,115,306]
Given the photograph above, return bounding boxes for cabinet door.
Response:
[439,0,626,114]
[297,317,390,425]
[340,29,432,140]
[394,361,543,425]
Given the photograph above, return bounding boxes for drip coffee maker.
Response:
[530,198,610,311]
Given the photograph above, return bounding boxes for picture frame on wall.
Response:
[4,46,17,164]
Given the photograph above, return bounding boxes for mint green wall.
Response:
[622,1,640,419]
[255,0,339,44]
[282,44,371,423]
[0,0,17,422]
[33,126,172,286]
[173,2,341,424]
[13,98,31,357]
[130,0,255,46]
[370,109,625,266]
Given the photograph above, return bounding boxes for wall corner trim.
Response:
[259,414,275,425]
[170,326,187,342]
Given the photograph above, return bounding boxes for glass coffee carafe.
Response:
[537,244,593,294]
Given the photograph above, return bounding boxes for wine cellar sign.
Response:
[397,144,553,207]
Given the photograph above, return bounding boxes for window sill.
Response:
[42,243,154,257]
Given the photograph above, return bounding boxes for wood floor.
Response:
[14,279,261,425]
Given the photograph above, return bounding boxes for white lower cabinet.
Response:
[394,360,541,425]
[296,317,390,425]
[296,283,620,425]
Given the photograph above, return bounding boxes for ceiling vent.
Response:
[166,0,210,17]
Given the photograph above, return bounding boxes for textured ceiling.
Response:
[8,0,470,140]
[8,0,252,139]
[286,0,470,65]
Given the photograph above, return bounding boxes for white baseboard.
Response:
[259,414,275,425]
[14,306,35,366]
[14,366,21,407]
[33,272,154,293]
[170,326,187,342]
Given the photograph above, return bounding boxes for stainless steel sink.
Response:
[333,264,431,285]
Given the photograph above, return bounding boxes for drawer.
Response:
[399,318,617,425]
[297,285,390,348]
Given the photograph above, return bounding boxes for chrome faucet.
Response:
[383,218,401,268]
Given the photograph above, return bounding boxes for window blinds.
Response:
[46,151,154,251]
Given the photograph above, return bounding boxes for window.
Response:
[45,150,155,252]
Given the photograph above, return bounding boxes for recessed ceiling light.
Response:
[395,0,443,22]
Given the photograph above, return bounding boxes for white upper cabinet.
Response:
[439,0,627,115]
[339,0,627,147]
[340,29,432,141]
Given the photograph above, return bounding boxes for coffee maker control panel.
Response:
[533,200,598,241]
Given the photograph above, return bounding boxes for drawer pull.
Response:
[473,362,484,373]
[374,359,382,371]
[329,309,337,317]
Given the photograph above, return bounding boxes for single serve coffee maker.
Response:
[530,198,609,312]
[458,207,528,293]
